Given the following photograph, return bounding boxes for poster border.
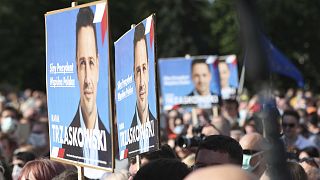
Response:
[45,0,114,172]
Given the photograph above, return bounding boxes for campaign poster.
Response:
[114,14,159,160]
[218,55,239,100]
[158,56,220,111]
[45,1,113,171]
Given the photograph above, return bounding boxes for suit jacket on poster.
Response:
[126,108,159,157]
[62,107,112,168]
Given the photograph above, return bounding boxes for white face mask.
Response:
[1,117,17,133]
[242,151,263,172]
[28,133,47,148]
[12,164,23,180]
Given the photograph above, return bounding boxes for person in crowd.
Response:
[18,158,66,180]
[307,113,320,147]
[11,151,35,180]
[128,144,178,180]
[221,99,239,127]
[27,121,49,157]
[299,158,320,180]
[282,110,315,151]
[185,165,257,180]
[193,135,243,170]
[0,133,18,164]
[239,132,270,178]
[133,159,190,180]
[298,146,319,160]
[211,116,231,136]
[287,161,308,180]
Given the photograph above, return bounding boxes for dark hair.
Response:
[287,161,308,180]
[308,113,318,127]
[133,159,190,180]
[76,7,98,60]
[130,144,177,165]
[300,146,319,158]
[1,106,19,119]
[191,59,210,73]
[133,23,148,70]
[141,144,177,161]
[196,135,243,165]
[18,158,66,180]
[14,152,36,163]
[282,110,300,123]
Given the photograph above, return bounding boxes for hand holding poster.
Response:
[115,14,159,160]
[45,0,113,173]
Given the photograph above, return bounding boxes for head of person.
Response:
[27,121,49,150]
[0,133,18,163]
[76,7,99,123]
[191,59,212,96]
[185,165,257,180]
[194,135,243,170]
[133,159,190,180]
[0,106,19,134]
[201,124,220,137]
[218,61,230,88]
[52,169,89,180]
[287,161,308,180]
[239,133,270,177]
[12,151,36,180]
[128,144,178,179]
[282,110,300,139]
[298,146,319,160]
[19,158,66,180]
[133,23,149,120]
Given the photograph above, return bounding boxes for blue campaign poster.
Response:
[45,1,113,171]
[158,56,221,110]
[114,14,159,160]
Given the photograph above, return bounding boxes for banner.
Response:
[158,56,221,110]
[114,14,159,160]
[218,55,239,100]
[45,1,113,171]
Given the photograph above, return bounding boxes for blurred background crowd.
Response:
[0,87,320,179]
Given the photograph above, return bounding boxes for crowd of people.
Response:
[0,87,320,179]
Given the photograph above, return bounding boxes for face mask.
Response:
[174,125,184,134]
[28,133,47,148]
[1,117,17,133]
[12,164,23,180]
[242,152,263,172]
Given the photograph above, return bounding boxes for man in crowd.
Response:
[239,132,270,178]
[193,135,243,170]
[281,110,314,150]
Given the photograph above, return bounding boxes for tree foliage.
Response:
[0,0,319,90]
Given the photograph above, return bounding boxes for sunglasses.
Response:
[299,158,319,168]
[282,123,296,128]
[243,149,260,155]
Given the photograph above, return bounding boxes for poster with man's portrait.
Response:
[158,56,221,111]
[218,55,239,100]
[45,1,113,172]
[114,14,159,160]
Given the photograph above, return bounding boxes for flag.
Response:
[261,34,304,87]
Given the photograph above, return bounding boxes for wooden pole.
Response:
[136,155,141,171]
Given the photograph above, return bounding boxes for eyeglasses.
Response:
[282,123,296,128]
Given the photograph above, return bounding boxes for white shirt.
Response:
[136,106,150,153]
[79,106,99,165]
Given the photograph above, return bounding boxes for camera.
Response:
[176,135,204,148]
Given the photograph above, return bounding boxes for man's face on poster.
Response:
[134,39,149,115]
[192,63,211,95]
[218,62,230,88]
[76,26,99,117]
